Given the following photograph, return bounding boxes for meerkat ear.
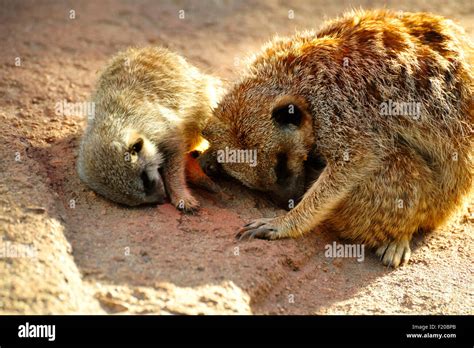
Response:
[271,95,310,128]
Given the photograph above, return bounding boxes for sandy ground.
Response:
[0,0,473,314]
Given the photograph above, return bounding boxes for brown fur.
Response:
[77,46,221,211]
[202,10,473,267]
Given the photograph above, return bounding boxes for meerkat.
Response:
[201,10,473,267]
[77,46,221,211]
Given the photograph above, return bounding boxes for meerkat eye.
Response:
[272,103,303,127]
[131,138,144,153]
[275,152,291,185]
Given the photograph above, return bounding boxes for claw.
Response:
[236,218,278,241]
[237,227,276,241]
[375,238,411,268]
[237,230,253,241]
[377,244,389,261]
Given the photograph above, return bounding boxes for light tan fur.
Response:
[202,10,473,267]
[77,46,221,211]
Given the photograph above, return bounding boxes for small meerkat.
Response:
[201,10,473,267]
[77,46,221,211]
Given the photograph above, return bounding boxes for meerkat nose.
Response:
[144,182,166,204]
[141,170,166,204]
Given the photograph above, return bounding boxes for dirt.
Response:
[0,0,472,315]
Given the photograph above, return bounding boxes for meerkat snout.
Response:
[202,93,314,209]
[128,133,166,204]
[140,166,166,204]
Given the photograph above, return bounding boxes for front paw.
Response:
[236,217,285,241]
[375,238,411,268]
[173,194,200,213]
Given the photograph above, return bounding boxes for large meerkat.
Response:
[77,46,221,211]
[201,10,473,267]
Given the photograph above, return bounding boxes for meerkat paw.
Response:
[173,194,200,213]
[375,238,411,268]
[236,217,288,241]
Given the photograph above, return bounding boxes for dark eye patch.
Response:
[272,103,303,127]
[132,138,144,153]
[275,152,291,185]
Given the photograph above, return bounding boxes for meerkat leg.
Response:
[326,145,437,267]
[341,167,418,268]
[162,145,200,213]
[237,161,364,240]
[238,146,431,269]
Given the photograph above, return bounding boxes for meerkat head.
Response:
[77,128,166,206]
[202,81,315,208]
